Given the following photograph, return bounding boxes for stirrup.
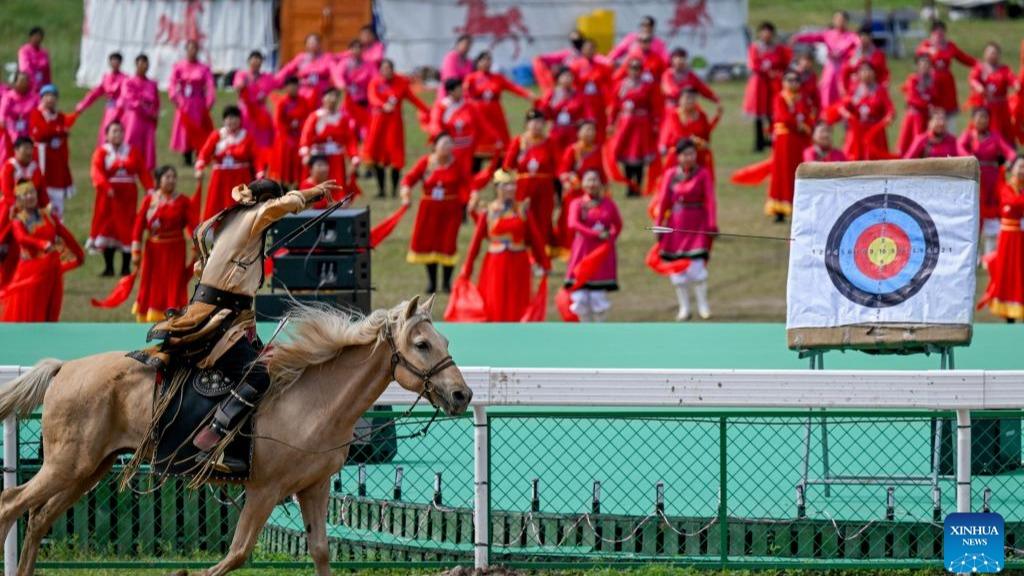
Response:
[195,451,247,475]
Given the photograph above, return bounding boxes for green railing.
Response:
[6,408,1024,570]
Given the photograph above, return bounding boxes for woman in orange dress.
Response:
[839,62,894,161]
[464,51,535,170]
[460,170,550,322]
[131,165,196,322]
[610,59,659,196]
[915,20,975,119]
[400,134,469,294]
[364,59,430,198]
[743,22,791,152]
[269,76,309,186]
[980,157,1024,322]
[658,88,721,176]
[504,109,559,252]
[897,55,938,156]
[538,67,585,163]
[967,42,1015,141]
[195,105,257,220]
[88,121,155,276]
[766,72,814,221]
[0,182,83,322]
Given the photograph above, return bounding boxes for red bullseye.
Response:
[853,223,911,280]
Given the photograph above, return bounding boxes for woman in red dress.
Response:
[463,51,535,169]
[980,157,1024,322]
[131,165,196,322]
[429,80,488,176]
[538,67,585,163]
[505,109,559,252]
[839,25,890,97]
[88,121,155,277]
[766,72,813,221]
[269,77,309,186]
[967,42,1015,141]
[460,170,550,322]
[400,134,469,294]
[840,62,894,161]
[743,22,791,152]
[29,84,74,217]
[364,59,430,198]
[195,106,257,220]
[659,88,720,176]
[915,20,975,119]
[897,55,938,155]
[610,59,659,196]
[903,109,961,159]
[570,39,613,143]
[959,107,1018,255]
[299,88,359,187]
[556,121,604,255]
[0,182,83,322]
[654,139,716,320]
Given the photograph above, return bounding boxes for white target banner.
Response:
[786,164,980,330]
[376,0,748,72]
[76,0,275,90]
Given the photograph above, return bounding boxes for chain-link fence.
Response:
[6,408,1024,570]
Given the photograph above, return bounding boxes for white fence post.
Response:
[473,405,489,569]
[955,409,971,513]
[4,413,18,576]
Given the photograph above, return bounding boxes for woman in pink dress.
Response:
[357,25,386,70]
[655,139,717,321]
[564,169,621,322]
[232,50,278,163]
[74,52,125,146]
[0,73,39,163]
[277,34,334,107]
[959,106,1018,255]
[332,40,377,142]
[789,10,858,109]
[17,27,51,92]
[116,54,160,171]
[168,40,215,165]
[439,35,473,99]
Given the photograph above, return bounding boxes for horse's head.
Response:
[387,295,472,416]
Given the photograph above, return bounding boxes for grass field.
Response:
[1,1,1020,322]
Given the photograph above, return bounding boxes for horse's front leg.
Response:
[198,486,279,576]
[297,478,332,576]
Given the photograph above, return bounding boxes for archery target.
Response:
[786,164,979,331]
[824,194,939,308]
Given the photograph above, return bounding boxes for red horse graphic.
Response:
[155,0,206,47]
[454,0,534,59]
[669,0,713,45]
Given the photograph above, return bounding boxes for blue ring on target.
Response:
[838,209,926,295]
[824,193,940,308]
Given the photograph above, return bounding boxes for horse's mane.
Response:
[262,300,410,397]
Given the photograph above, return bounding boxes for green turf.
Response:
[1,1,1020,322]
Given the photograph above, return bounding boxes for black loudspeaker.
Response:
[255,290,372,321]
[270,251,370,291]
[268,208,369,250]
[937,415,1022,475]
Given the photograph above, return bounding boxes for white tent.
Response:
[76,0,275,89]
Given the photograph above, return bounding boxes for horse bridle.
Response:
[383,317,456,410]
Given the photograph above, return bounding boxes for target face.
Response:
[824,194,940,308]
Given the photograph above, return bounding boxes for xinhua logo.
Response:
[944,512,1004,573]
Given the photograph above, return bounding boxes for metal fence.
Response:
[3,367,1024,571]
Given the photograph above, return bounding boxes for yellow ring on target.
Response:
[867,236,898,268]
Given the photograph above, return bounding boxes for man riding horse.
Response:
[146,177,341,473]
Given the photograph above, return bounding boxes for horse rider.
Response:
[146,177,341,473]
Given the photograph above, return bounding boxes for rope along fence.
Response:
[3,367,1024,570]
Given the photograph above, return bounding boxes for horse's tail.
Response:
[0,359,63,421]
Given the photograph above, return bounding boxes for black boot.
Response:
[441,265,454,294]
[193,380,267,474]
[390,168,402,198]
[374,166,387,198]
[425,264,438,294]
[754,118,769,152]
[183,150,194,167]
[120,251,132,276]
[101,248,115,277]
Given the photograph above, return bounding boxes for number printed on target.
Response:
[824,194,940,308]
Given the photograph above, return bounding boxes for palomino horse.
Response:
[0,295,471,576]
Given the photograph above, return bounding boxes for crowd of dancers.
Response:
[0,13,1023,323]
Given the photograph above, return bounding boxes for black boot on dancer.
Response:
[374,166,387,198]
[183,150,194,167]
[101,248,115,277]
[120,251,132,276]
[425,263,438,294]
[442,265,454,293]
[390,168,402,198]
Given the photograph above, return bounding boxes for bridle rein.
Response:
[382,315,456,412]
